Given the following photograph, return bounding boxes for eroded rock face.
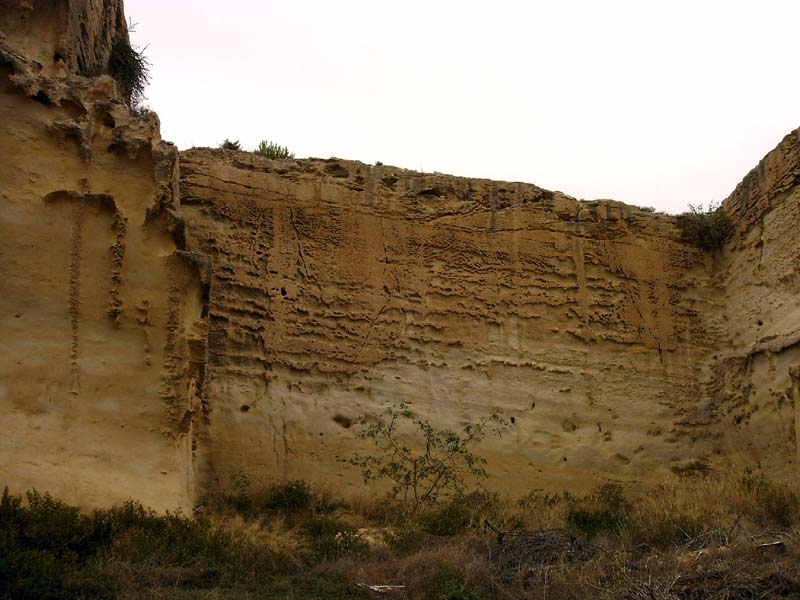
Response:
[177,132,800,495]
[1,0,798,510]
[695,129,800,483]
[178,151,731,494]
[0,6,205,512]
[0,0,128,76]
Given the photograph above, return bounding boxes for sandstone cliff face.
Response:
[2,1,798,511]
[697,129,800,482]
[178,151,729,494]
[0,0,128,76]
[0,4,204,512]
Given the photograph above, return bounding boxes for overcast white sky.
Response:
[126,0,799,213]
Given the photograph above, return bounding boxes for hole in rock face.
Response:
[54,52,64,62]
[332,414,353,429]
[32,90,53,106]
[381,174,398,189]
[510,416,516,424]
[757,320,763,326]
[1,54,15,72]
[417,187,442,198]
[324,162,350,178]
[240,405,251,413]
[280,287,287,297]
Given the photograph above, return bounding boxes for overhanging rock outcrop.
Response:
[1,0,206,512]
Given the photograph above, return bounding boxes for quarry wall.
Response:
[698,129,800,482]
[1,0,798,510]
[179,151,723,494]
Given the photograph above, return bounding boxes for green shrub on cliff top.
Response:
[254,139,295,159]
[220,138,242,151]
[676,202,732,251]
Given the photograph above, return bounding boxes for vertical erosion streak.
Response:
[160,283,182,429]
[573,236,588,321]
[107,212,127,323]
[69,200,85,394]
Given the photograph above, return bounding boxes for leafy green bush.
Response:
[302,515,367,560]
[107,37,150,107]
[417,492,498,536]
[220,138,242,151]
[566,484,629,539]
[254,139,295,159]
[204,478,332,520]
[418,502,471,537]
[675,203,732,251]
[266,480,316,511]
[0,487,295,598]
[433,568,486,600]
[0,488,117,599]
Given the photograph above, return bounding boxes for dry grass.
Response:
[212,513,312,569]
[318,471,800,599]
[3,472,798,599]
[316,535,498,600]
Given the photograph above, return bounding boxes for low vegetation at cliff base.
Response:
[676,202,732,251]
[3,471,800,599]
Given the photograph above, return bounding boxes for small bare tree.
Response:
[343,403,506,513]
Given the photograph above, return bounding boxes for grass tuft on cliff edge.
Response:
[107,37,150,108]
